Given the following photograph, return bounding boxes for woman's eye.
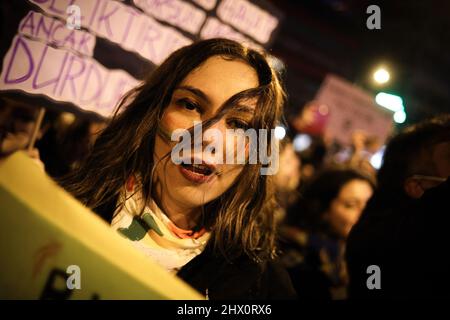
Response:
[227,119,250,130]
[176,98,200,112]
[342,201,357,209]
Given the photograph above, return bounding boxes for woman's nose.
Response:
[202,119,242,163]
[203,119,227,141]
[202,119,227,154]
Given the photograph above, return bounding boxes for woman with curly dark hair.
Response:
[280,167,375,299]
[60,38,296,299]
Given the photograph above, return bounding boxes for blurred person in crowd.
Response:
[59,116,106,172]
[0,97,47,169]
[290,101,329,185]
[274,138,301,223]
[291,101,329,137]
[347,131,380,178]
[328,130,380,180]
[298,136,327,184]
[346,114,450,298]
[37,114,107,178]
[60,39,296,299]
[279,167,375,299]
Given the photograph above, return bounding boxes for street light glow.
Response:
[375,92,404,112]
[373,68,390,84]
[393,110,407,124]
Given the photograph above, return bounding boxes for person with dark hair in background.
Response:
[346,114,450,298]
[273,138,302,224]
[37,114,107,179]
[0,97,49,169]
[279,167,375,299]
[289,101,328,185]
[60,38,296,300]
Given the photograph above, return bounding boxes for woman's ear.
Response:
[404,177,424,199]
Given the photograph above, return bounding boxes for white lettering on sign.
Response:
[217,0,278,44]
[0,35,139,117]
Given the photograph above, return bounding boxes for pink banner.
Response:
[19,11,96,56]
[315,74,393,146]
[0,35,138,117]
[217,0,278,44]
[133,0,206,34]
[30,0,192,65]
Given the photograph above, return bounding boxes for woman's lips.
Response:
[179,164,215,184]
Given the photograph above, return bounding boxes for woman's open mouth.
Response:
[179,160,216,184]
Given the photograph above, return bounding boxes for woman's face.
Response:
[153,56,259,212]
[326,179,373,238]
[275,144,301,192]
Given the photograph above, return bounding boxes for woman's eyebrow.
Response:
[176,85,211,104]
[233,104,255,115]
[176,86,255,115]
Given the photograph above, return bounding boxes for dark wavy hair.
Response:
[59,38,286,262]
[376,114,450,205]
[285,167,375,234]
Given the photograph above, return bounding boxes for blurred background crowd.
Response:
[1,0,449,299]
[2,94,448,299]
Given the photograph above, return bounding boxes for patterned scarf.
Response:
[111,177,210,274]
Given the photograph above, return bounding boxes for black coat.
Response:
[346,178,450,298]
[177,246,298,300]
[93,197,296,300]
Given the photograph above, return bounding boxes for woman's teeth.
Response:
[181,163,213,176]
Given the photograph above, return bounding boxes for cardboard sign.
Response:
[200,17,260,49]
[133,0,206,34]
[315,74,393,146]
[193,0,217,11]
[0,35,138,117]
[29,0,193,65]
[19,10,96,57]
[217,0,279,44]
[0,0,281,118]
[0,152,202,299]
